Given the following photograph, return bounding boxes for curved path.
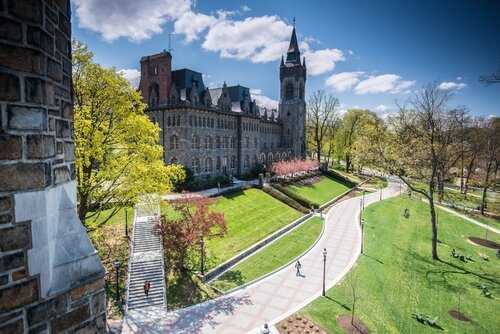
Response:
[122,182,401,334]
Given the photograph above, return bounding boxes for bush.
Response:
[261,187,309,213]
[323,170,356,187]
[274,184,320,209]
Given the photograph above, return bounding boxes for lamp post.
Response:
[322,248,327,296]
[125,209,128,238]
[359,199,362,225]
[113,259,121,301]
[379,185,382,201]
[362,189,366,209]
[361,219,365,254]
[399,180,402,195]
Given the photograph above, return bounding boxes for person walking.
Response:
[295,260,302,276]
[144,280,150,297]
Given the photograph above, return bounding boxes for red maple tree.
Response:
[155,194,226,272]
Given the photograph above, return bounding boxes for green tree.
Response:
[72,41,185,229]
[336,109,379,173]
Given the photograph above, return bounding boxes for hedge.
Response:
[261,187,309,214]
[323,170,356,187]
[273,183,320,209]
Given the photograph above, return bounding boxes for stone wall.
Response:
[0,1,106,333]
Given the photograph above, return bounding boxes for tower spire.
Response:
[286,23,300,64]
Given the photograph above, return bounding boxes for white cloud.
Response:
[74,0,192,42]
[438,81,467,90]
[174,11,217,43]
[325,71,364,92]
[456,76,463,81]
[250,89,278,109]
[348,49,354,55]
[119,69,141,88]
[354,74,415,94]
[375,104,389,112]
[202,15,292,63]
[303,48,344,76]
[241,5,251,12]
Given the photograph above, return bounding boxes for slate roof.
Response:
[172,68,206,100]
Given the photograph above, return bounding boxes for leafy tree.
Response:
[336,109,378,173]
[73,41,185,229]
[360,83,463,260]
[156,195,226,272]
[306,90,340,163]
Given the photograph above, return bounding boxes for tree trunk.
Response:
[464,156,476,196]
[351,302,355,325]
[481,185,488,215]
[428,179,439,261]
[345,154,351,173]
[437,170,444,204]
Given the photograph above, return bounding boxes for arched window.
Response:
[285,82,294,100]
[149,82,159,106]
[169,135,178,149]
[276,152,281,161]
[192,158,200,174]
[216,136,220,149]
[205,136,212,149]
[230,156,236,169]
[192,135,200,149]
[260,153,266,163]
[205,157,212,173]
[268,152,273,161]
[216,157,221,171]
[230,137,235,149]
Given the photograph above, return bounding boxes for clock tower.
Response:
[279,26,307,158]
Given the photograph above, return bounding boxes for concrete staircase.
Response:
[125,203,166,310]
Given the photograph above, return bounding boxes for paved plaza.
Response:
[122,182,400,333]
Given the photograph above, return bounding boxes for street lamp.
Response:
[359,199,362,225]
[362,189,366,209]
[361,219,365,254]
[125,208,128,238]
[200,238,205,275]
[113,259,121,301]
[379,185,382,201]
[322,248,327,296]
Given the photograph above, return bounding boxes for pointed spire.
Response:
[280,55,284,66]
[286,25,300,64]
[302,57,306,68]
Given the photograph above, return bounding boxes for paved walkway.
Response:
[122,182,401,333]
[125,202,166,310]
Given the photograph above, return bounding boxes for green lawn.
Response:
[85,206,134,228]
[211,216,323,291]
[204,188,303,269]
[301,196,500,333]
[287,176,351,205]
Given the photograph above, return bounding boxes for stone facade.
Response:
[0,1,106,333]
[141,28,307,178]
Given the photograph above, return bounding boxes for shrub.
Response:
[261,187,309,213]
[274,184,320,209]
[323,170,356,187]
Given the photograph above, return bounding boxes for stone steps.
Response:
[125,206,166,311]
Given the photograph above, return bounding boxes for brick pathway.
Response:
[122,183,400,333]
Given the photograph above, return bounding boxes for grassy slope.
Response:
[211,216,323,291]
[303,196,500,333]
[205,188,303,269]
[86,206,134,228]
[287,176,350,205]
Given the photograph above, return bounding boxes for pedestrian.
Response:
[260,323,270,334]
[144,280,150,297]
[295,260,302,276]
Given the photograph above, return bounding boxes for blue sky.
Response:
[72,0,499,116]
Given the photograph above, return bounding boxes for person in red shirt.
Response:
[144,280,150,297]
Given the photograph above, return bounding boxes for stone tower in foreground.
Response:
[279,26,307,158]
[0,1,106,333]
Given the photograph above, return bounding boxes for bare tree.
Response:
[346,272,360,326]
[306,90,340,164]
[479,70,500,85]
[478,118,500,214]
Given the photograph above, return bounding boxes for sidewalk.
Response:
[122,183,401,333]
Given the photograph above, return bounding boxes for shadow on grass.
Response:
[362,253,384,264]
[402,248,499,293]
[167,270,220,310]
[325,296,351,311]
[223,190,245,200]
[216,270,245,288]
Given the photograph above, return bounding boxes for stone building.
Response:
[0,1,106,333]
[140,28,307,178]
